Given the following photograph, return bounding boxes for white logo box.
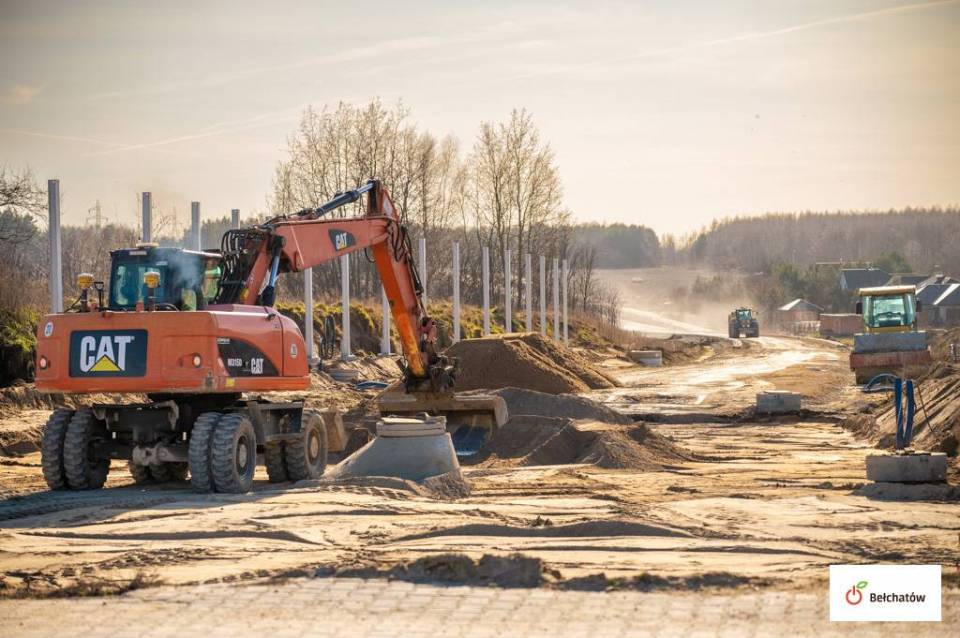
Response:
[830,565,941,622]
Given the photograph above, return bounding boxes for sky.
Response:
[0,0,958,236]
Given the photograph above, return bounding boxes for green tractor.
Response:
[728,307,760,338]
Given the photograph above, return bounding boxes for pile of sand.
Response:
[472,414,686,470]
[446,333,618,394]
[489,387,633,424]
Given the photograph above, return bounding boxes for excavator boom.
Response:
[215,180,452,390]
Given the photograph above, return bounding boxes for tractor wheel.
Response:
[128,461,152,484]
[41,409,74,490]
[62,409,110,490]
[728,324,738,339]
[264,441,289,483]
[189,412,221,492]
[284,411,328,481]
[211,414,257,493]
[151,462,188,483]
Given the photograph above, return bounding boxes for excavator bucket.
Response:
[376,387,507,456]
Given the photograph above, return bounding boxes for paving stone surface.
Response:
[2,578,957,637]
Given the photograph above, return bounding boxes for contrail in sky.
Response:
[507,0,959,81]
[0,128,179,155]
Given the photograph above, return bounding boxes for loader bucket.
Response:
[376,388,507,457]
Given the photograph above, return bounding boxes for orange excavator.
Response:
[34,180,459,493]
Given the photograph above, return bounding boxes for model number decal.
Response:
[217,339,278,377]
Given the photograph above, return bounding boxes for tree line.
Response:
[675,209,960,275]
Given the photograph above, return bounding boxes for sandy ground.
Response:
[1,331,957,605]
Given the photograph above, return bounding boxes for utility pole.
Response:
[525,253,532,332]
[504,248,512,333]
[141,192,152,242]
[48,180,63,313]
[452,241,461,342]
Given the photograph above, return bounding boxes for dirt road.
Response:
[0,334,956,631]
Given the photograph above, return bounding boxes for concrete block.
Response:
[321,410,348,453]
[628,350,663,366]
[756,391,802,414]
[327,367,360,383]
[866,452,948,483]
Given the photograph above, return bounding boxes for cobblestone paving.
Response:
[2,578,956,637]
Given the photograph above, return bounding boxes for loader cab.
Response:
[736,308,752,322]
[108,245,222,311]
[855,285,919,333]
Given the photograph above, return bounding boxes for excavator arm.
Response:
[214,180,455,391]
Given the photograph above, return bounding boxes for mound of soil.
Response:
[334,552,548,588]
[446,333,618,394]
[490,387,633,424]
[843,363,960,457]
[472,414,686,470]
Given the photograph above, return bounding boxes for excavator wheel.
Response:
[284,410,328,481]
[189,412,222,492]
[128,461,152,484]
[62,409,110,490]
[264,441,289,483]
[41,408,74,490]
[211,413,257,493]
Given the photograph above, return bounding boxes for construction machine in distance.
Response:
[728,307,760,338]
[34,179,495,494]
[849,285,932,384]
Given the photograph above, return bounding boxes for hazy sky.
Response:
[1,0,958,235]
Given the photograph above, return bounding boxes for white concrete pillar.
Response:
[340,254,351,359]
[539,255,546,336]
[553,258,560,342]
[47,180,63,313]
[380,283,391,355]
[418,236,427,309]
[562,258,569,344]
[482,245,490,336]
[452,241,461,343]
[304,268,315,363]
[525,253,532,332]
[504,248,512,333]
[141,192,152,242]
[231,208,240,229]
[191,201,201,250]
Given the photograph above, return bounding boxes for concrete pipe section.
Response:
[330,415,460,482]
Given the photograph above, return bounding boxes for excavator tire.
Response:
[189,412,222,492]
[151,462,188,483]
[211,413,257,493]
[41,408,74,490]
[264,441,289,483]
[128,461,152,484]
[284,410,328,481]
[63,409,109,490]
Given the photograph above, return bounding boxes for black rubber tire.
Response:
[728,324,738,339]
[41,409,74,490]
[189,412,221,492]
[63,409,110,490]
[151,462,189,483]
[264,441,289,483]
[128,460,152,484]
[211,414,257,493]
[284,411,328,481]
